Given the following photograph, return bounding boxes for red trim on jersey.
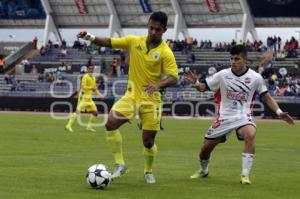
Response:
[215,89,221,118]
[212,89,222,128]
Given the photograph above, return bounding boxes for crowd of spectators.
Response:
[8,35,297,98]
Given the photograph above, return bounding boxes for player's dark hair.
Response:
[149,11,168,29]
[230,45,248,58]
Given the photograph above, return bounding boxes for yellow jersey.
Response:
[111,35,178,101]
[79,73,97,101]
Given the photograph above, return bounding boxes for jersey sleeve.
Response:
[110,35,136,50]
[256,74,268,95]
[205,71,222,91]
[162,49,178,80]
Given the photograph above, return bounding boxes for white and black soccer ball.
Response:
[86,164,112,189]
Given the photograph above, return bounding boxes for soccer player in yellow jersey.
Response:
[77,11,178,183]
[65,64,102,132]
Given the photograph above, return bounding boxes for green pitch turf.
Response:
[0,113,299,199]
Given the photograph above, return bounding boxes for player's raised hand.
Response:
[279,112,294,125]
[77,31,95,42]
[184,70,197,84]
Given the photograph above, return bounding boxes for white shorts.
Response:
[205,116,256,143]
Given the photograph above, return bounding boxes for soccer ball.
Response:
[86,164,112,189]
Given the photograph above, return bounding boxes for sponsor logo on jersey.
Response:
[226,90,248,102]
[245,77,251,84]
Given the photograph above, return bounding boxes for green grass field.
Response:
[0,112,299,199]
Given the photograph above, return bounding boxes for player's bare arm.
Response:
[77,31,111,47]
[144,76,177,94]
[184,70,207,92]
[94,89,103,98]
[261,93,294,125]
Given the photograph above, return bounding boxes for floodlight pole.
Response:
[41,0,62,46]
[239,0,258,42]
[171,0,190,40]
[105,0,124,37]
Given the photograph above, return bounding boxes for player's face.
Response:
[87,66,94,73]
[230,54,247,73]
[147,19,166,44]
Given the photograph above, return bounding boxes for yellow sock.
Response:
[106,130,125,165]
[67,113,77,127]
[143,144,157,173]
[87,115,97,128]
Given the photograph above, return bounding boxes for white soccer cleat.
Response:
[111,164,128,179]
[144,172,156,184]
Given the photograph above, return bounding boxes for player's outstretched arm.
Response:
[184,70,207,92]
[77,31,111,47]
[94,89,103,98]
[262,93,294,125]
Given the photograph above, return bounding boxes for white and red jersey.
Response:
[205,68,268,120]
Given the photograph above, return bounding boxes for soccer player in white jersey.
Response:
[185,45,294,184]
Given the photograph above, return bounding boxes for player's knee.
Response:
[243,131,256,142]
[105,120,117,131]
[143,139,154,149]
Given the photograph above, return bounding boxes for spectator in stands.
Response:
[272,36,277,52]
[0,55,5,74]
[55,68,63,81]
[30,64,38,75]
[21,59,30,67]
[4,75,12,84]
[38,73,44,82]
[97,76,106,91]
[277,36,282,51]
[110,57,118,77]
[59,48,67,57]
[72,38,81,49]
[100,56,107,72]
[231,39,237,47]
[277,83,287,96]
[186,52,195,63]
[33,36,38,49]
[45,72,55,82]
[115,58,121,77]
[61,39,67,49]
[10,75,17,91]
[119,50,129,76]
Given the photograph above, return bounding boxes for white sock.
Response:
[242,153,254,177]
[199,159,209,173]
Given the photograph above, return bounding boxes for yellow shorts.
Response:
[111,95,161,131]
[76,99,97,112]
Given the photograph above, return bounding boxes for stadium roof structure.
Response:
[1,0,300,45]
